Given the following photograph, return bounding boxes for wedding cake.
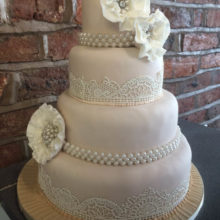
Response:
[18,0,204,219]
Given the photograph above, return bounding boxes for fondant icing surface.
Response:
[69,46,164,83]
[39,135,191,213]
[57,90,178,153]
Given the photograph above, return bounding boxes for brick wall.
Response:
[0,0,219,168]
[151,0,220,129]
[0,0,81,168]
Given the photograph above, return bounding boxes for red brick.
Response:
[212,70,220,85]
[164,83,177,96]
[11,0,36,21]
[0,72,21,105]
[48,29,78,60]
[207,104,220,119]
[75,0,82,24]
[178,96,195,114]
[0,107,37,139]
[183,33,218,51]
[0,142,25,168]
[10,0,72,23]
[201,53,220,69]
[208,119,220,129]
[0,35,43,63]
[164,57,199,78]
[182,110,207,123]
[176,0,215,3]
[164,59,174,79]
[0,73,8,98]
[34,0,65,23]
[158,7,191,28]
[164,34,181,52]
[196,72,213,89]
[166,71,213,97]
[179,78,199,95]
[18,66,69,101]
[207,9,220,27]
[196,87,220,108]
[194,9,203,27]
[176,71,212,95]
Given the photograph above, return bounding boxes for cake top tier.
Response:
[81,0,170,62]
[82,0,150,34]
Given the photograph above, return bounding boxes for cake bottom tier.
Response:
[38,134,192,220]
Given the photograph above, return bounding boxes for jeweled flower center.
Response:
[143,24,153,39]
[119,0,126,8]
[42,123,59,146]
[116,0,129,12]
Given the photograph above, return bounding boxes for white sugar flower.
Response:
[26,103,65,165]
[134,9,170,61]
[100,0,150,24]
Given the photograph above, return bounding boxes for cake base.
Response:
[17,159,204,220]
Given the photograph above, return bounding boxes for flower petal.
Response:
[100,0,123,22]
[134,18,149,44]
[26,103,65,164]
[148,9,170,46]
[134,9,170,61]
[100,0,150,24]
[130,0,150,16]
[119,17,135,31]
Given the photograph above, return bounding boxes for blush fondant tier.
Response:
[38,134,192,219]
[68,47,164,105]
[57,90,178,154]
[69,47,163,83]
[82,0,150,34]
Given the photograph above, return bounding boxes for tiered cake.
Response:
[18,0,204,220]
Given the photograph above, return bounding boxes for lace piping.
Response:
[39,166,189,220]
[69,71,163,106]
[63,127,181,166]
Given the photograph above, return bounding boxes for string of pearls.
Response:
[79,32,135,48]
[63,127,181,166]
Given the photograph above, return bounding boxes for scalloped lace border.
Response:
[38,166,189,220]
[69,71,163,105]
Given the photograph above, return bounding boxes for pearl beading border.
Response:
[63,127,181,166]
[79,32,136,48]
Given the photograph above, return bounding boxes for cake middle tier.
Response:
[68,46,164,105]
[69,46,163,83]
[57,90,178,153]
